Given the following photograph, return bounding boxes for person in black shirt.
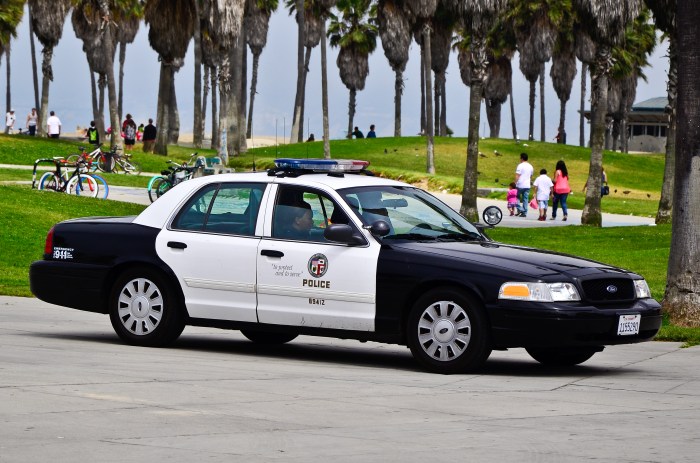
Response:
[142,118,157,153]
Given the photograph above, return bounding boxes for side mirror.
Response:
[324,224,365,245]
[369,220,391,236]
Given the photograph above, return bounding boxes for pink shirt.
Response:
[507,188,518,204]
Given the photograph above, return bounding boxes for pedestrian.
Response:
[122,113,137,151]
[533,168,554,221]
[5,108,15,134]
[551,160,571,221]
[137,123,144,142]
[46,111,62,139]
[142,118,157,153]
[514,152,534,217]
[306,133,315,142]
[506,182,518,216]
[583,166,609,197]
[85,120,100,146]
[352,126,364,139]
[26,108,38,136]
[367,124,377,138]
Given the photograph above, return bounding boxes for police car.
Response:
[29,158,662,374]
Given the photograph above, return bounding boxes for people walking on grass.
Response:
[142,118,156,153]
[26,108,37,136]
[5,109,15,134]
[514,152,534,216]
[46,111,61,138]
[122,114,137,151]
[533,168,554,222]
[507,182,518,216]
[367,124,376,138]
[551,160,571,221]
[352,126,364,139]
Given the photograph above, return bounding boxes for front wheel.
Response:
[241,330,298,344]
[148,177,172,203]
[109,267,185,347]
[526,347,600,366]
[407,288,491,374]
[67,174,100,198]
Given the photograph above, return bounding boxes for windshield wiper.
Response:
[437,232,482,242]
[383,233,438,241]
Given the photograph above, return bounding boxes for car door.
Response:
[156,181,268,322]
[256,184,381,332]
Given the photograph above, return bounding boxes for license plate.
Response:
[617,314,641,336]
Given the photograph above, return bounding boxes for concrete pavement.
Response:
[1,295,698,462]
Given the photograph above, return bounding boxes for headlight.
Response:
[499,282,581,302]
[633,279,652,299]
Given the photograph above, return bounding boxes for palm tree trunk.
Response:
[424,25,435,174]
[656,39,677,225]
[290,0,305,143]
[29,5,40,111]
[118,42,126,122]
[247,52,260,139]
[420,47,426,135]
[239,34,247,153]
[558,98,566,144]
[440,77,447,137]
[321,22,330,159]
[88,64,100,139]
[486,100,501,138]
[581,46,611,227]
[664,0,700,326]
[528,79,535,140]
[298,46,312,143]
[4,44,10,135]
[580,62,587,147]
[38,47,54,137]
[155,62,172,155]
[394,69,403,137]
[202,65,210,144]
[434,74,440,137]
[193,1,203,149]
[211,66,219,151]
[509,89,517,140]
[539,63,546,141]
[168,75,180,145]
[347,88,356,138]
[98,74,106,138]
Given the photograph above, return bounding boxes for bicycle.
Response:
[66,144,113,173]
[111,150,142,175]
[32,157,102,198]
[147,153,200,203]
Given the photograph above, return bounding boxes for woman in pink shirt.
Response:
[551,160,571,221]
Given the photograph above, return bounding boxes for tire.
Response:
[38,172,59,191]
[98,154,115,173]
[109,267,185,347]
[526,347,599,366]
[241,330,298,344]
[482,205,503,226]
[407,288,492,374]
[148,177,171,203]
[90,174,109,199]
[67,174,100,198]
[127,161,142,175]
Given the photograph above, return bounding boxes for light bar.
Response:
[274,158,370,172]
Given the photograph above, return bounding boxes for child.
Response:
[532,168,554,221]
[506,182,518,216]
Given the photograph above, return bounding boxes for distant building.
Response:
[627,97,668,153]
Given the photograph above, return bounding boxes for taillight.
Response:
[44,227,55,257]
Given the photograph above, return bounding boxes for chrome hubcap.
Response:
[417,300,472,362]
[117,278,164,336]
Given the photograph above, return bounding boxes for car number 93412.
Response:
[617,314,641,336]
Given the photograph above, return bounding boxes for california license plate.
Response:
[617,314,641,336]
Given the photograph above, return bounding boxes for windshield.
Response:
[337,186,483,241]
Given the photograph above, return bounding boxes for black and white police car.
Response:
[30,158,662,374]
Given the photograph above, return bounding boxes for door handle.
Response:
[261,249,284,258]
[167,241,187,249]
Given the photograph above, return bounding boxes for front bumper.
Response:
[29,260,110,314]
[487,298,662,349]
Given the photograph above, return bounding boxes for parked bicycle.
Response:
[65,144,113,173]
[32,157,104,198]
[111,150,142,175]
[147,153,201,203]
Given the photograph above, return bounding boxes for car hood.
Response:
[390,240,627,280]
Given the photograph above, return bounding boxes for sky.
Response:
[1,5,669,145]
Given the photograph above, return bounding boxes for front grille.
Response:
[580,278,635,303]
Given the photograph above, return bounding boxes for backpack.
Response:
[125,123,136,140]
[87,127,98,144]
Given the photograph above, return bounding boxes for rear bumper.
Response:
[29,260,109,314]
[488,298,662,349]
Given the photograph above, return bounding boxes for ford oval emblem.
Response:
[606,285,618,294]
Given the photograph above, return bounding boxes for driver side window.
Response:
[272,186,352,242]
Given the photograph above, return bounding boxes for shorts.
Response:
[124,138,136,146]
[538,200,548,209]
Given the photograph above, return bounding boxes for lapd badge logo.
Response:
[308,254,328,278]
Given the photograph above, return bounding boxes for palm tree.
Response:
[200,14,219,150]
[448,0,507,222]
[0,0,24,134]
[377,0,412,137]
[28,4,40,110]
[645,0,676,225]
[574,25,595,147]
[328,0,378,139]
[664,0,700,327]
[573,0,641,227]
[289,0,305,143]
[28,0,72,137]
[245,0,278,139]
[430,3,455,137]
[484,53,513,138]
[145,0,196,156]
[550,36,577,145]
[116,10,140,122]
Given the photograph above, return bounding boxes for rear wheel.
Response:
[407,288,491,374]
[68,174,99,198]
[38,172,59,191]
[148,177,172,202]
[526,347,600,366]
[241,330,298,344]
[109,267,185,347]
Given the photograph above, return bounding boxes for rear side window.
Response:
[172,183,266,236]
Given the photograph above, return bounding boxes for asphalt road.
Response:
[1,295,698,462]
